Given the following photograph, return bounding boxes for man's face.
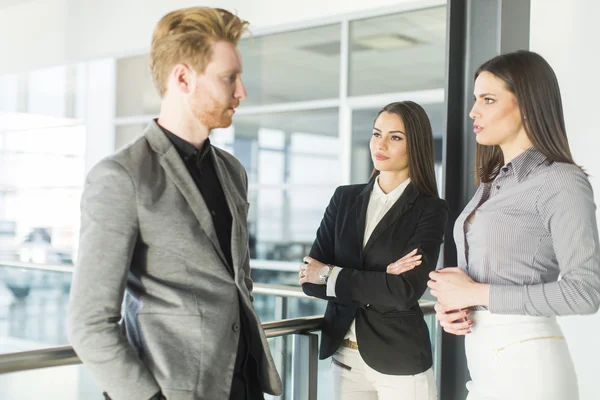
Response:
[187,41,247,130]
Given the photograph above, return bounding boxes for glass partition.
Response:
[0,124,85,267]
[233,108,340,185]
[0,267,71,351]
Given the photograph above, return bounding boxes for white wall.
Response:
[530,1,600,399]
[0,0,442,74]
[63,0,233,62]
[82,59,116,174]
[0,0,67,74]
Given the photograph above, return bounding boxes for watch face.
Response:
[319,266,332,281]
[319,266,328,278]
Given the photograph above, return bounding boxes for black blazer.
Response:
[302,181,448,375]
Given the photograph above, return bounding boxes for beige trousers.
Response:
[330,346,437,400]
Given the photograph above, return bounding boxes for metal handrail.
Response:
[0,260,74,273]
[0,258,302,273]
[254,283,307,298]
[262,315,324,337]
[0,315,324,374]
[0,346,79,374]
[0,302,436,375]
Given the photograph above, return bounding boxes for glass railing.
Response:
[0,261,438,400]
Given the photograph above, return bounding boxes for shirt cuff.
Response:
[488,284,526,314]
[326,267,343,297]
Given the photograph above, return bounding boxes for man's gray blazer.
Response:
[68,121,283,400]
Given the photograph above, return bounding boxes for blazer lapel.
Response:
[355,181,374,257]
[362,183,419,256]
[212,151,247,274]
[144,121,229,267]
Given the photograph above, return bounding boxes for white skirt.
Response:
[464,311,578,400]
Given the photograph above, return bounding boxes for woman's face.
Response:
[469,71,525,147]
[370,111,409,175]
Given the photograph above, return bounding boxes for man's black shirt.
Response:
[159,124,234,273]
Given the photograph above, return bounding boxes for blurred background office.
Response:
[0,0,599,399]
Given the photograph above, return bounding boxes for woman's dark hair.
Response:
[369,101,439,198]
[474,50,576,184]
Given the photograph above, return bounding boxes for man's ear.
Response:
[171,64,193,94]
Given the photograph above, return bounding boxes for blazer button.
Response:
[365,304,370,308]
[232,323,240,332]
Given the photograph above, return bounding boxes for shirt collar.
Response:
[372,176,411,202]
[504,147,548,182]
[157,120,212,165]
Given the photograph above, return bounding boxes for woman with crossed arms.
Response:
[299,101,448,400]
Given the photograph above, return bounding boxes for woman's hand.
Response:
[434,302,473,336]
[298,256,327,285]
[386,248,422,275]
[428,267,489,309]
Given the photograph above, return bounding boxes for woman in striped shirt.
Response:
[412,51,599,399]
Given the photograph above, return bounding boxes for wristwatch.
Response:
[319,265,334,284]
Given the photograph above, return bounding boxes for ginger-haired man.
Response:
[68,7,282,400]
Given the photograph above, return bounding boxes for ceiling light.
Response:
[354,34,421,50]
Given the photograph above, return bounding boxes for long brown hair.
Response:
[369,101,439,198]
[474,50,577,184]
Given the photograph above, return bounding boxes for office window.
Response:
[239,24,341,106]
[0,122,85,265]
[349,7,447,96]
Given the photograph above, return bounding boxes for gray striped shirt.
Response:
[454,147,600,316]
